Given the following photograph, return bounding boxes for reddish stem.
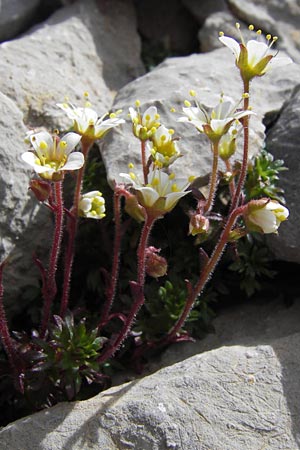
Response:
[98,214,156,362]
[0,262,20,375]
[60,141,91,318]
[230,81,250,211]
[40,181,64,338]
[97,190,122,331]
[204,140,220,214]
[162,205,246,344]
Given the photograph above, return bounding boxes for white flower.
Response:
[149,125,181,167]
[245,199,289,234]
[57,102,125,141]
[79,191,106,219]
[178,96,253,142]
[219,25,293,81]
[22,131,83,181]
[120,169,192,217]
[129,103,161,140]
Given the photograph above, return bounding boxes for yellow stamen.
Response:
[39,140,48,150]
[188,175,196,183]
[171,183,178,192]
[248,24,254,31]
[169,173,175,180]
[219,31,224,37]
[128,162,134,169]
[129,172,136,180]
[152,177,159,186]
[109,113,116,118]
[170,107,176,113]
[84,91,89,98]
[135,100,141,107]
[184,100,191,107]
[59,140,68,149]
[266,34,271,41]
[168,129,175,135]
[189,89,196,97]
[155,114,160,119]
[256,29,262,35]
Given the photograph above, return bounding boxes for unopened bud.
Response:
[145,246,168,278]
[29,179,51,202]
[189,213,210,236]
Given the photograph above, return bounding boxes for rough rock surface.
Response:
[1,328,299,449]
[182,0,227,25]
[0,0,40,43]
[0,92,52,314]
[0,0,144,130]
[102,47,300,185]
[266,86,300,263]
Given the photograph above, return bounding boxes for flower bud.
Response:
[29,179,51,202]
[79,191,106,219]
[244,198,289,234]
[145,246,168,278]
[189,213,210,236]
[124,192,146,222]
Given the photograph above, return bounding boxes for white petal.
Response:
[136,186,160,207]
[61,132,81,154]
[21,152,55,174]
[142,106,157,126]
[219,36,240,59]
[164,191,189,211]
[30,131,53,154]
[267,56,294,71]
[79,198,92,213]
[61,152,84,171]
[210,118,231,133]
[129,107,138,121]
[246,40,271,66]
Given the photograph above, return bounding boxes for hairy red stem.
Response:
[40,181,64,338]
[60,141,91,318]
[98,214,156,362]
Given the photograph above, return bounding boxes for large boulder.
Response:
[0,0,145,130]
[1,329,299,449]
[266,86,300,263]
[0,0,40,43]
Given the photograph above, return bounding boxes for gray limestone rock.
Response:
[182,0,227,25]
[0,0,40,43]
[101,47,300,186]
[266,86,300,263]
[0,331,299,449]
[0,92,52,314]
[0,0,144,130]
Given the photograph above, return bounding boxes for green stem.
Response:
[40,181,64,338]
[60,141,91,318]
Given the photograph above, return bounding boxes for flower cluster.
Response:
[79,191,106,220]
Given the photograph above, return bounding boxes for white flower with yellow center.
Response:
[79,191,106,219]
[57,102,125,142]
[120,168,193,217]
[149,125,181,167]
[178,95,253,142]
[22,131,83,181]
[245,199,289,234]
[219,24,293,81]
[129,101,161,141]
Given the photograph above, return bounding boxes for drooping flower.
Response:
[129,101,161,141]
[120,167,192,218]
[244,198,289,234]
[219,23,293,81]
[178,95,253,143]
[22,131,83,181]
[189,212,210,236]
[57,101,125,143]
[78,191,106,219]
[149,125,181,167]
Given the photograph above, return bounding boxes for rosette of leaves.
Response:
[244,149,287,202]
[228,234,276,297]
[30,313,107,401]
